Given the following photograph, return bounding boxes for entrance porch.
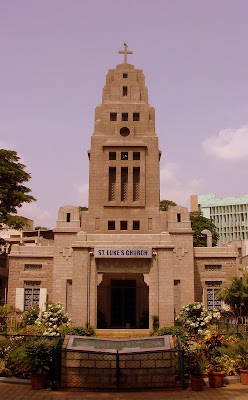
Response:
[97,273,149,329]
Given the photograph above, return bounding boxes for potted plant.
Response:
[234,338,248,385]
[206,356,226,388]
[203,333,227,388]
[236,355,248,384]
[25,337,54,389]
[184,341,205,391]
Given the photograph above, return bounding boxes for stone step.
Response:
[95,329,150,338]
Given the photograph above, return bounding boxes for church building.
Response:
[6,46,244,331]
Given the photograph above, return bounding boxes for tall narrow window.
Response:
[133,113,140,121]
[67,213,71,222]
[121,167,128,202]
[24,281,41,310]
[66,280,72,313]
[123,86,128,96]
[109,167,116,201]
[206,281,222,310]
[133,167,140,201]
[177,213,181,222]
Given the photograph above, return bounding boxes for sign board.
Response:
[94,247,152,259]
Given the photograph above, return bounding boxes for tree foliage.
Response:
[160,199,177,211]
[79,206,88,211]
[217,271,248,316]
[0,149,36,229]
[190,211,219,247]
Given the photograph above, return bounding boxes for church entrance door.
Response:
[111,279,136,328]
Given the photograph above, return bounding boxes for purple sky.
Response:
[1,0,248,228]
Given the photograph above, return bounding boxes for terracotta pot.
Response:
[208,371,225,388]
[190,376,204,391]
[240,369,248,385]
[30,373,46,390]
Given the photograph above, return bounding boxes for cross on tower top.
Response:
[119,43,133,64]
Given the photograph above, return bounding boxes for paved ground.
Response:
[1,383,248,400]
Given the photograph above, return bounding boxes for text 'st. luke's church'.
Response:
[8,46,242,330]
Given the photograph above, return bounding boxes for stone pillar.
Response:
[149,253,159,330]
[89,255,97,328]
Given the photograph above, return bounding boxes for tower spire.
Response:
[118,43,133,63]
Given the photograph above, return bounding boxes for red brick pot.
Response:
[240,369,248,385]
[30,373,46,390]
[190,376,204,391]
[208,371,225,388]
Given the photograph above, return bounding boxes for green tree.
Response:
[0,149,36,229]
[217,271,248,316]
[190,211,219,247]
[160,199,177,211]
[79,206,88,211]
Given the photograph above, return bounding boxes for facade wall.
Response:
[8,254,53,308]
[52,231,78,307]
[194,244,240,308]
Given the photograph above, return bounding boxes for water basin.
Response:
[67,335,170,353]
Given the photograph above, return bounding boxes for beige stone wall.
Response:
[70,247,89,326]
[194,244,240,306]
[52,232,78,311]
[8,255,53,307]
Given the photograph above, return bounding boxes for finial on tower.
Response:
[119,43,133,63]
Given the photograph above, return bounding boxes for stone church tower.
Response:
[53,45,195,330]
[84,45,160,233]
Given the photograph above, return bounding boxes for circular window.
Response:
[120,127,130,137]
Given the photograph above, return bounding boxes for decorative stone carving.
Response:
[173,246,188,261]
[60,247,73,260]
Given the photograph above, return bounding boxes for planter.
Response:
[208,371,225,388]
[190,376,204,391]
[240,369,248,385]
[30,373,46,390]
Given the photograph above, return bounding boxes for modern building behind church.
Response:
[5,46,247,330]
[191,193,248,246]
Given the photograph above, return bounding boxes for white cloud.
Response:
[203,125,248,164]
[17,203,52,229]
[160,162,204,208]
[73,183,89,206]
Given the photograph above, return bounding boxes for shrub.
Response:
[0,305,17,330]
[69,325,95,336]
[152,315,159,331]
[22,305,40,325]
[35,302,70,336]
[176,302,220,334]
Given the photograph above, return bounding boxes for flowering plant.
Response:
[25,337,55,374]
[184,340,205,377]
[35,302,70,336]
[176,302,220,334]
